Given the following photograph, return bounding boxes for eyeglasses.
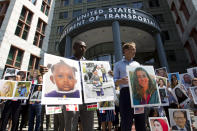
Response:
[174,117,185,120]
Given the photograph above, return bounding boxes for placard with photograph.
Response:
[127,65,161,107]
[155,67,168,78]
[13,81,31,99]
[149,117,170,131]
[134,107,144,114]
[173,86,190,106]
[0,80,16,99]
[42,53,82,105]
[190,86,197,104]
[187,67,197,78]
[169,109,192,131]
[98,101,115,110]
[3,68,17,80]
[168,72,180,89]
[80,61,115,103]
[16,70,27,81]
[156,76,167,88]
[159,88,169,106]
[180,73,192,88]
[30,84,42,101]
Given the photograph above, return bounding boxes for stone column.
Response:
[112,21,122,62]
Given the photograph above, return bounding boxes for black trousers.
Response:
[0,100,21,131]
[119,87,146,131]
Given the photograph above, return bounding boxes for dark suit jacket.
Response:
[172,123,191,131]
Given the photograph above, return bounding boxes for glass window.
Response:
[31,0,37,5]
[41,1,50,16]
[62,0,69,6]
[28,54,40,70]
[57,26,64,34]
[59,12,68,19]
[117,4,127,8]
[87,8,96,12]
[87,0,96,2]
[73,10,82,18]
[74,0,82,4]
[132,2,143,9]
[149,0,160,7]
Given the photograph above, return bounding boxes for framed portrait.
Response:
[159,88,169,106]
[30,84,42,101]
[169,109,192,131]
[127,65,161,107]
[80,61,115,103]
[172,86,190,106]
[0,80,16,99]
[168,72,180,89]
[16,70,27,81]
[155,67,168,78]
[98,101,115,110]
[190,86,197,104]
[187,67,197,78]
[13,81,31,99]
[149,117,170,131]
[42,53,82,105]
[156,76,167,88]
[180,73,192,88]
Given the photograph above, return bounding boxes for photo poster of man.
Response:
[80,60,115,103]
[98,101,115,110]
[42,53,82,105]
[187,67,197,78]
[172,86,190,106]
[155,67,168,78]
[30,84,42,101]
[3,68,17,80]
[169,109,192,131]
[13,81,31,99]
[127,65,161,108]
[159,88,169,106]
[190,86,197,104]
[45,105,62,115]
[149,117,170,131]
[0,80,16,99]
[168,72,180,89]
[156,76,167,88]
[180,73,192,88]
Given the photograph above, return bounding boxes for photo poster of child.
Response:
[13,81,31,99]
[168,72,180,89]
[149,117,170,131]
[98,101,115,110]
[127,65,161,108]
[172,86,190,106]
[0,80,16,99]
[190,86,197,104]
[3,68,17,80]
[42,53,82,105]
[187,67,197,78]
[30,84,42,101]
[159,88,169,106]
[80,60,115,103]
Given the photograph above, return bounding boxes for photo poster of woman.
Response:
[169,109,192,131]
[168,72,180,89]
[13,81,32,99]
[172,86,190,106]
[42,53,82,105]
[156,76,167,88]
[80,61,115,103]
[0,80,16,99]
[187,67,197,78]
[159,88,169,106]
[30,84,42,101]
[127,65,161,108]
[149,117,170,131]
[190,86,197,104]
[98,101,115,110]
[155,67,169,78]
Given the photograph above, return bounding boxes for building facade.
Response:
[167,0,197,66]
[0,0,55,77]
[48,0,189,73]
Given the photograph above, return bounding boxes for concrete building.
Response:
[0,0,55,77]
[48,0,189,73]
[167,0,197,66]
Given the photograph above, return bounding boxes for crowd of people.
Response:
[0,40,197,131]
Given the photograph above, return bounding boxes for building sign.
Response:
[60,7,160,41]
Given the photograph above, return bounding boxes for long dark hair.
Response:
[131,67,157,99]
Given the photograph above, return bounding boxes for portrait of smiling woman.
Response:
[131,67,160,106]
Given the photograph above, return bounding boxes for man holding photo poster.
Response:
[114,42,146,131]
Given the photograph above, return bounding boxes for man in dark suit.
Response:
[172,110,191,131]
